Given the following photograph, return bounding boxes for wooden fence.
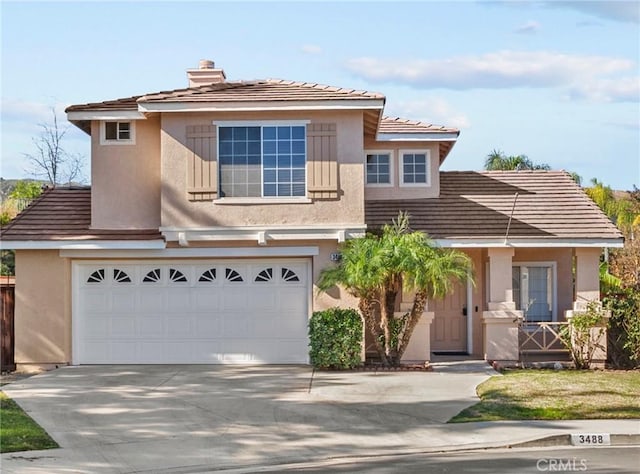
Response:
[1,278,15,373]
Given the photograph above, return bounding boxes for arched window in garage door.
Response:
[255,268,273,282]
[198,268,217,282]
[169,268,188,283]
[113,269,132,283]
[225,268,244,282]
[87,269,105,283]
[143,268,161,283]
[281,268,300,282]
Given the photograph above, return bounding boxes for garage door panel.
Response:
[221,340,254,363]
[111,291,136,312]
[167,317,192,337]
[276,314,309,335]
[193,341,223,362]
[76,259,309,364]
[138,289,166,311]
[83,318,109,337]
[82,291,110,312]
[111,342,137,363]
[166,289,191,311]
[222,287,249,310]
[223,316,249,338]
[194,316,222,337]
[111,317,136,337]
[278,288,308,312]
[138,342,165,362]
[138,317,165,337]
[248,287,277,310]
[192,289,221,310]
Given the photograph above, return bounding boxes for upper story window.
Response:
[365,152,392,186]
[218,124,306,198]
[101,121,135,145]
[400,151,430,187]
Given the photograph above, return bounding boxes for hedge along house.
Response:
[0,60,623,370]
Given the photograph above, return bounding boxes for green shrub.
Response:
[309,308,363,369]
[560,301,607,369]
[604,287,640,368]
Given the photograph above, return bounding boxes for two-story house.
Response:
[1,60,623,369]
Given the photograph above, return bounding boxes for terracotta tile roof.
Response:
[140,79,385,103]
[65,96,140,112]
[66,80,385,112]
[379,117,459,135]
[0,187,163,241]
[365,171,623,241]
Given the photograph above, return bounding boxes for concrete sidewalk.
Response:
[1,363,638,473]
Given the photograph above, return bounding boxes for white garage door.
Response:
[74,259,310,364]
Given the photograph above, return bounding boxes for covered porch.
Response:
[399,246,609,365]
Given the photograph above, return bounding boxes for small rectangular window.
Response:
[400,151,430,186]
[366,153,391,185]
[102,121,134,144]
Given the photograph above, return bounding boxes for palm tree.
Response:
[586,178,639,234]
[318,212,472,366]
[484,149,551,171]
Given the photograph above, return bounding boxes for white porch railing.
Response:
[519,321,569,354]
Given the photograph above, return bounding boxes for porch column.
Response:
[572,248,601,311]
[482,247,523,363]
[399,291,435,363]
[565,247,608,367]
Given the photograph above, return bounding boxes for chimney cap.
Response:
[199,59,215,70]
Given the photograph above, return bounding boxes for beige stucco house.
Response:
[1,60,623,369]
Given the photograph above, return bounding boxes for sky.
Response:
[1,0,639,190]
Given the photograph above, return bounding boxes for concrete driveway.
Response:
[1,362,501,473]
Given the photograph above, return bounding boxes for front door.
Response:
[430,281,467,353]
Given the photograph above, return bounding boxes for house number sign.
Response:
[570,433,611,446]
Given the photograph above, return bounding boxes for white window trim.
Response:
[215,121,309,200]
[100,120,136,145]
[399,149,431,187]
[364,150,394,187]
[512,261,558,322]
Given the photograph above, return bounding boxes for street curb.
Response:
[507,433,640,449]
[138,434,640,473]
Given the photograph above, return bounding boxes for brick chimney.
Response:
[187,59,226,87]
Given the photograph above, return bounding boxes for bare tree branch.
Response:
[24,108,84,186]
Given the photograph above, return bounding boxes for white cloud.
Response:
[345,51,638,102]
[1,98,66,127]
[300,44,323,55]
[546,1,640,24]
[570,76,640,103]
[386,97,471,130]
[514,20,541,34]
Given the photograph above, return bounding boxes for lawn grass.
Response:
[450,369,640,423]
[0,391,58,453]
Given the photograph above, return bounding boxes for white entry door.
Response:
[74,259,310,364]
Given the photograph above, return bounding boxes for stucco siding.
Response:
[363,141,441,200]
[15,250,71,364]
[160,111,365,228]
[90,117,161,229]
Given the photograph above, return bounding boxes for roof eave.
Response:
[376,132,459,141]
[434,237,625,248]
[137,99,385,113]
[1,240,167,250]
